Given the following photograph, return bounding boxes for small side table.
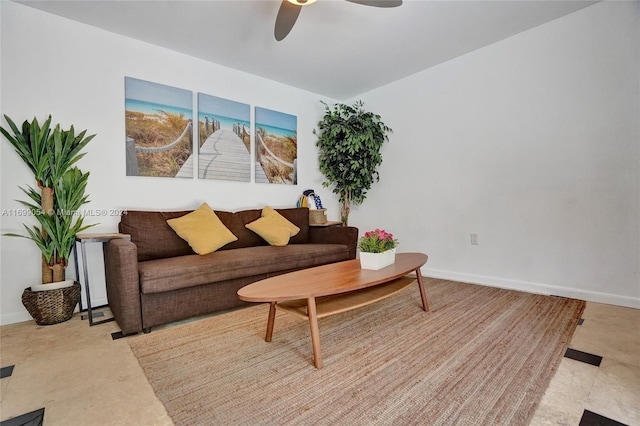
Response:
[73,233,131,326]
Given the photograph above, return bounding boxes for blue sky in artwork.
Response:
[255,107,297,131]
[125,77,191,109]
[198,93,249,121]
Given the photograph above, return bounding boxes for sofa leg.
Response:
[143,328,151,334]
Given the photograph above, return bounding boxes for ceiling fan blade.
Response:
[344,0,402,7]
[275,0,302,41]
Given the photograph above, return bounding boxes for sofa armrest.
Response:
[104,239,142,334]
[309,226,359,259]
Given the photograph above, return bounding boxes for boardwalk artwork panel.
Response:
[196,94,251,182]
[255,107,297,185]
[124,77,193,178]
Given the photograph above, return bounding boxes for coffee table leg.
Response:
[307,297,323,369]
[416,270,430,312]
[265,302,277,342]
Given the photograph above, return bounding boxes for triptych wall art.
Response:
[124,77,297,185]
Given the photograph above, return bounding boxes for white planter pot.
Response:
[359,249,396,270]
[30,279,76,292]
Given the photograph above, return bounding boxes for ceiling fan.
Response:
[275,0,403,41]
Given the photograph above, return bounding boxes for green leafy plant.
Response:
[1,115,96,283]
[358,229,399,253]
[314,100,391,225]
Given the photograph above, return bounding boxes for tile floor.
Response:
[531,301,640,426]
[0,300,638,425]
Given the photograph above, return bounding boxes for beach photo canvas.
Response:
[124,77,193,178]
[197,93,251,182]
[254,107,297,185]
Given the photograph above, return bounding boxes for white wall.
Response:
[352,1,640,308]
[0,1,340,324]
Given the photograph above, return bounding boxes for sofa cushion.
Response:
[275,207,309,244]
[167,203,238,255]
[119,207,311,261]
[216,207,309,246]
[120,210,195,262]
[214,208,310,248]
[214,209,265,250]
[138,244,350,294]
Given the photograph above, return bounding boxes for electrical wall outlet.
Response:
[470,233,479,245]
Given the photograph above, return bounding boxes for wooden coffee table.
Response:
[237,252,429,368]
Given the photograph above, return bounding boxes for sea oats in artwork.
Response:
[255,107,297,185]
[124,77,193,178]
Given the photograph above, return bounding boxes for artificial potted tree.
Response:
[314,100,392,225]
[1,114,96,325]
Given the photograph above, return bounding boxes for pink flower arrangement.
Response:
[358,229,399,253]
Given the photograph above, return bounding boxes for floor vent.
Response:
[0,407,45,426]
[564,348,603,367]
[579,409,627,426]
[0,365,15,379]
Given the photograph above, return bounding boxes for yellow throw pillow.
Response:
[246,216,292,246]
[261,206,300,237]
[167,203,238,255]
[245,206,300,246]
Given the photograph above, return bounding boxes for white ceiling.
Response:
[16,0,598,100]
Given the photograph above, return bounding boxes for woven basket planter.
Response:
[309,208,327,225]
[21,281,81,325]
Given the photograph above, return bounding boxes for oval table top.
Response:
[237,252,428,303]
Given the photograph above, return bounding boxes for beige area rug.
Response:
[128,278,585,426]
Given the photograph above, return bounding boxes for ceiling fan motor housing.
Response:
[276,0,402,41]
[287,0,317,5]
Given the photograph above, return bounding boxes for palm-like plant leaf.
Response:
[50,167,95,265]
[4,224,55,264]
[17,185,42,208]
[48,125,95,185]
[0,115,52,184]
[55,167,90,213]
[40,211,95,268]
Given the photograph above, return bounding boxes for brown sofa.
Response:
[104,207,358,334]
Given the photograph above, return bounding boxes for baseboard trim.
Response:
[0,311,33,326]
[422,267,640,309]
[1,304,84,326]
